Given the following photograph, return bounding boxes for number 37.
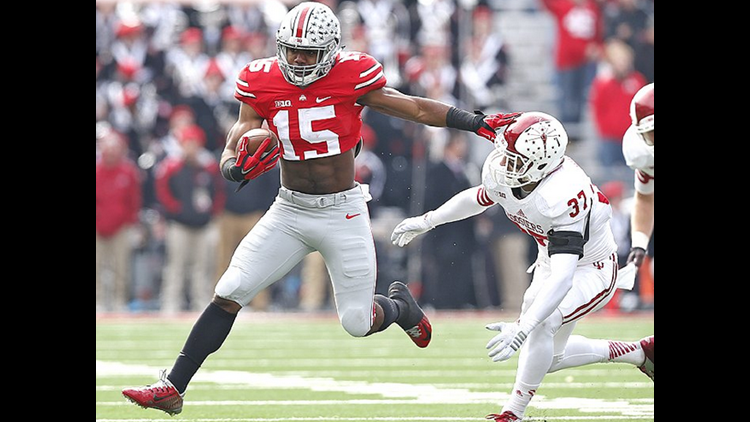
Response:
[568,186,609,218]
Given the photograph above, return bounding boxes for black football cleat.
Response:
[389,281,432,348]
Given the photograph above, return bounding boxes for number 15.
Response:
[273,106,342,160]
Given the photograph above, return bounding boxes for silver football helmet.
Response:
[276,2,341,86]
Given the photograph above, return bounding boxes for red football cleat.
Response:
[638,335,654,381]
[404,315,432,349]
[486,411,522,421]
[122,370,184,415]
[389,281,432,348]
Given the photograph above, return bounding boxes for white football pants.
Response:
[215,184,376,337]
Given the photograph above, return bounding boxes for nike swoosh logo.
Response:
[153,394,173,402]
[345,213,361,220]
[316,96,332,104]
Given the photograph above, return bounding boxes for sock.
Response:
[503,380,538,418]
[372,294,401,333]
[606,340,645,365]
[167,302,237,393]
[549,335,646,372]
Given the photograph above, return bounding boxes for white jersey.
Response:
[480,154,618,267]
[622,125,655,195]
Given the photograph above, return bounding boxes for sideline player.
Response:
[122,2,520,415]
[391,112,654,421]
[622,82,654,267]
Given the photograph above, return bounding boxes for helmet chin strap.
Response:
[520,182,537,192]
[513,182,537,199]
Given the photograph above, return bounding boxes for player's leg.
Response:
[493,258,617,419]
[122,200,311,414]
[547,258,653,380]
[322,238,425,342]
[498,310,564,419]
[365,281,430,341]
[386,281,432,348]
[316,199,380,338]
[170,201,312,392]
[317,189,430,346]
[549,334,646,370]
[548,334,652,379]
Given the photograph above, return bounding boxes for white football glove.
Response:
[485,321,529,362]
[390,212,436,247]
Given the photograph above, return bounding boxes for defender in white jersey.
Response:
[391,112,654,421]
[622,82,654,268]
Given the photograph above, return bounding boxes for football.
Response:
[237,128,279,156]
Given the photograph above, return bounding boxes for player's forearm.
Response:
[409,96,454,127]
[428,186,490,227]
[221,121,259,168]
[220,126,241,166]
[358,87,453,127]
[518,253,578,332]
[372,96,450,126]
[630,191,654,250]
[221,103,265,168]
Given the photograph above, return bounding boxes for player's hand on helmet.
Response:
[391,212,436,247]
[486,321,529,363]
[235,135,280,180]
[475,112,523,142]
[626,247,647,267]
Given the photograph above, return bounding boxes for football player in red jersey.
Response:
[122,2,519,415]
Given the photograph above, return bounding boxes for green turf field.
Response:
[96,312,654,421]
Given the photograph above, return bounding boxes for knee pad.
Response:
[550,353,565,372]
[339,307,371,338]
[215,266,250,306]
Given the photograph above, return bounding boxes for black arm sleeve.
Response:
[221,158,243,182]
[547,212,591,258]
[547,230,586,258]
[445,107,485,132]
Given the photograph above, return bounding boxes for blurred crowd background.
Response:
[96,0,654,315]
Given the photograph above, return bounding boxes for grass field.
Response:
[96,311,654,421]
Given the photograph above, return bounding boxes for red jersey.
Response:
[590,70,647,140]
[234,52,386,161]
[541,0,603,70]
[96,159,142,237]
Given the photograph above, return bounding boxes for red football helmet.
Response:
[630,83,654,146]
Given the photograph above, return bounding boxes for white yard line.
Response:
[97,381,653,391]
[97,360,653,418]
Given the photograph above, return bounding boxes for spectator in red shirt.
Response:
[589,39,647,169]
[540,0,604,141]
[155,124,226,313]
[96,130,142,312]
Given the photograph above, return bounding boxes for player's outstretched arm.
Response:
[391,186,492,247]
[358,87,520,141]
